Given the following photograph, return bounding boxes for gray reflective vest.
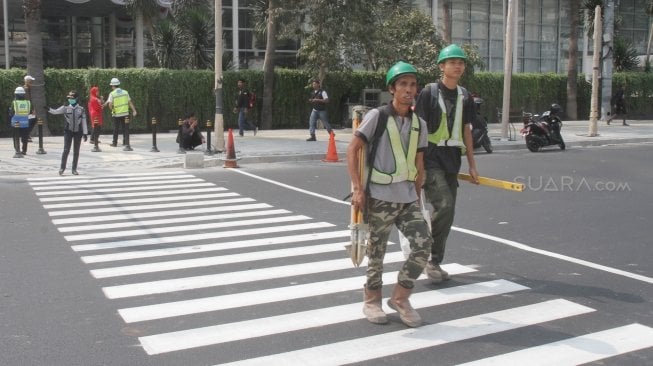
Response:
[369,113,419,185]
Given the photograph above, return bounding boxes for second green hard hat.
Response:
[437,44,467,64]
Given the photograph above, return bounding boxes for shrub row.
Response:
[1,69,651,136]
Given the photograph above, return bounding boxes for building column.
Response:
[110,12,117,68]
[92,17,104,68]
[232,0,240,69]
[135,10,144,67]
[71,16,78,68]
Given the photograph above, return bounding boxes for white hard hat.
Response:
[110,77,120,86]
[14,86,25,94]
[24,75,35,82]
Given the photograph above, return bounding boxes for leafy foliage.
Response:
[4,69,653,137]
[613,37,640,72]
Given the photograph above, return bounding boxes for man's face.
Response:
[390,75,417,106]
[312,81,320,90]
[439,58,466,79]
[238,80,244,89]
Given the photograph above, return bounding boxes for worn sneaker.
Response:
[425,263,449,283]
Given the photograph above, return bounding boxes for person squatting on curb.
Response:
[306,79,333,141]
[415,44,480,284]
[180,112,206,150]
[347,61,432,328]
[104,77,137,147]
[48,91,88,176]
[9,86,34,155]
[233,78,257,137]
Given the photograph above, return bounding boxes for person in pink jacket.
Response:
[87,86,104,144]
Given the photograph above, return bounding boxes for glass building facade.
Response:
[1,0,650,72]
[417,0,651,73]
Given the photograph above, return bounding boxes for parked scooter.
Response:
[521,103,565,152]
[471,94,493,153]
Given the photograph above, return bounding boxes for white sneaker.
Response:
[425,263,449,283]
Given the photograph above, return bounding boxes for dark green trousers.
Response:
[424,168,458,265]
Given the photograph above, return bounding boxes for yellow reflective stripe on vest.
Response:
[13,100,31,116]
[427,85,465,151]
[370,114,420,185]
[111,89,129,115]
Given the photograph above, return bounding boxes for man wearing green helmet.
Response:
[347,61,431,328]
[415,44,480,284]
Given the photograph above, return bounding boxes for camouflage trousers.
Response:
[365,197,432,290]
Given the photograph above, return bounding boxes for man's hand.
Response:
[351,189,366,213]
[132,110,138,117]
[468,167,480,184]
[83,135,88,142]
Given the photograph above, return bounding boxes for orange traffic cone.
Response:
[322,131,340,162]
[223,128,239,168]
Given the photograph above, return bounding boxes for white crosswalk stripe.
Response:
[27,172,653,365]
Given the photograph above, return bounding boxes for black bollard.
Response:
[91,117,101,152]
[150,117,159,152]
[123,116,133,151]
[205,119,214,156]
[13,122,23,158]
[36,118,46,154]
[177,118,186,154]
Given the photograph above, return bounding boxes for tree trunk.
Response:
[566,0,580,120]
[646,18,652,70]
[261,0,277,130]
[24,0,50,136]
[442,0,452,44]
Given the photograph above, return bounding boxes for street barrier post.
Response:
[36,118,46,154]
[151,117,159,152]
[205,119,214,156]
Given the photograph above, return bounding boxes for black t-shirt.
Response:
[415,82,475,173]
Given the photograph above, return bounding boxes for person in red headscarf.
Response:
[87,86,104,144]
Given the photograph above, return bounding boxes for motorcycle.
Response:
[521,103,565,152]
[471,94,493,153]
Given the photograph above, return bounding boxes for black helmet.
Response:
[550,103,562,114]
[67,90,78,99]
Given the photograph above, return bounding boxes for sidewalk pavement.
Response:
[1,120,651,175]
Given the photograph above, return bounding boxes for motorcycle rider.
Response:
[414,44,480,284]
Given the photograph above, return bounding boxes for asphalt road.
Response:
[1,143,651,365]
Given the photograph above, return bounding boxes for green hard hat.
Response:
[437,44,467,64]
[386,61,418,86]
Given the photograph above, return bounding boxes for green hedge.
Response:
[1,68,651,136]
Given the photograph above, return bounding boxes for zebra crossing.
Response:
[27,171,653,365]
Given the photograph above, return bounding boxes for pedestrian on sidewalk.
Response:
[306,79,333,141]
[8,86,33,155]
[607,84,628,126]
[88,86,104,144]
[180,112,205,150]
[48,91,88,176]
[105,78,137,147]
[233,79,257,137]
[347,61,431,328]
[414,44,480,285]
[23,75,37,142]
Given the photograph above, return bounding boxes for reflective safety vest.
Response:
[427,84,466,153]
[369,113,420,185]
[110,89,130,116]
[12,100,31,128]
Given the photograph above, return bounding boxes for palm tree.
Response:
[645,0,653,72]
[566,0,581,120]
[261,0,278,130]
[23,0,49,135]
[151,18,188,68]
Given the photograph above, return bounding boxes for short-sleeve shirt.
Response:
[355,105,428,204]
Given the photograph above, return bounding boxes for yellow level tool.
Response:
[458,173,524,192]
